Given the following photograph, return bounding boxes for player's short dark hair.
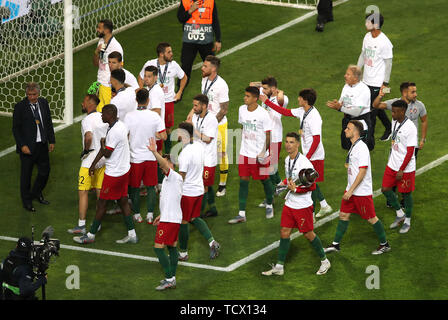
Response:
[349,120,364,135]
[156,42,171,56]
[286,132,301,142]
[365,12,384,28]
[144,65,158,76]
[299,88,317,106]
[205,55,221,70]
[99,19,114,32]
[136,88,149,105]
[86,94,100,106]
[261,76,277,88]
[193,94,209,106]
[103,104,117,117]
[162,154,172,162]
[108,51,122,62]
[400,82,416,93]
[245,86,260,98]
[391,99,408,110]
[110,69,125,84]
[178,121,194,139]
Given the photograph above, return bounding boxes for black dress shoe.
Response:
[315,23,325,32]
[36,196,50,205]
[24,204,36,212]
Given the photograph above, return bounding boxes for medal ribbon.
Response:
[157,60,169,86]
[288,152,300,179]
[202,76,218,96]
[345,138,362,166]
[300,106,314,131]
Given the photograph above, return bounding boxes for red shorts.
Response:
[269,142,282,165]
[311,160,324,182]
[340,192,376,220]
[203,166,216,187]
[100,171,130,200]
[165,102,174,128]
[281,205,314,233]
[181,195,204,222]
[154,222,180,246]
[129,161,157,188]
[156,140,163,152]
[238,155,270,180]
[382,166,415,193]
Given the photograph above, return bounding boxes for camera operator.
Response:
[1,237,47,300]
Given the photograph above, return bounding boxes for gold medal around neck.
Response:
[160,83,164,88]
[35,120,40,125]
[344,163,349,169]
[299,129,303,136]
[391,140,395,146]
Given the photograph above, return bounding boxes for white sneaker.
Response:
[265,205,274,219]
[133,215,143,223]
[146,216,153,225]
[216,185,226,197]
[258,199,267,208]
[228,215,246,224]
[116,235,138,244]
[316,259,331,275]
[316,205,333,218]
[262,264,284,276]
[106,206,122,215]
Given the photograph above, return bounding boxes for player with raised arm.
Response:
[73,104,138,244]
[147,138,182,291]
[262,132,331,276]
[261,88,333,219]
[228,87,274,224]
[324,120,390,255]
[125,89,167,225]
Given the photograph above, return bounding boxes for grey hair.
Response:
[25,82,41,93]
[347,65,362,80]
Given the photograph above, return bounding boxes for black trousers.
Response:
[180,41,215,88]
[368,85,392,137]
[20,142,50,206]
[317,0,333,24]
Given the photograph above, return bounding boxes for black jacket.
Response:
[177,0,221,42]
[12,97,56,154]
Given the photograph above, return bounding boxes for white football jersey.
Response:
[361,32,393,87]
[178,141,205,197]
[346,139,372,196]
[97,37,124,87]
[284,153,314,209]
[148,84,166,122]
[291,107,325,161]
[104,121,130,177]
[159,169,183,224]
[192,112,218,167]
[81,112,108,169]
[201,75,229,125]
[110,87,136,122]
[388,119,418,173]
[262,94,289,143]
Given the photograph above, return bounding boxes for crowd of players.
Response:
[68,12,428,290]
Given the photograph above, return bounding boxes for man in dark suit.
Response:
[12,83,55,212]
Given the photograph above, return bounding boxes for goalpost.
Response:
[0,0,178,124]
[232,0,318,10]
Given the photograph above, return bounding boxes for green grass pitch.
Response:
[0,0,447,300]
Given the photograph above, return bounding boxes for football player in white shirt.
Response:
[380,100,418,234]
[138,42,188,154]
[147,138,183,291]
[262,132,331,276]
[110,69,136,122]
[327,65,375,151]
[108,51,139,91]
[93,19,123,112]
[261,88,333,219]
[188,94,219,218]
[228,87,274,224]
[74,104,138,245]
[324,120,391,255]
[357,12,393,141]
[125,88,167,225]
[187,56,230,197]
[176,122,220,261]
[68,95,108,235]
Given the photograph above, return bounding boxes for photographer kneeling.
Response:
[1,237,47,300]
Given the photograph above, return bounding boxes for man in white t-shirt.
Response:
[147,138,183,291]
[73,104,138,245]
[324,120,391,255]
[108,51,139,91]
[381,100,418,234]
[327,65,374,151]
[176,122,220,262]
[188,94,219,218]
[357,12,393,141]
[138,42,188,154]
[262,132,331,277]
[93,19,123,112]
[68,94,108,235]
[125,88,167,225]
[261,88,333,220]
[110,69,136,122]
[228,87,274,224]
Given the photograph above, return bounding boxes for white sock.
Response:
[396,208,405,218]
[128,229,136,238]
[147,212,154,220]
[133,213,141,219]
[179,251,188,258]
[320,199,328,208]
[275,264,284,269]
[239,210,246,217]
[167,276,175,282]
[404,217,411,225]
[78,219,86,227]
[332,241,339,246]
[219,183,226,187]
[209,240,215,248]
[87,232,95,239]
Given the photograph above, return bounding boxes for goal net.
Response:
[232,0,318,10]
[0,0,178,124]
